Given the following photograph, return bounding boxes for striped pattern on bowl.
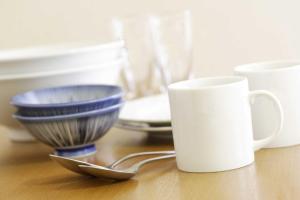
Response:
[14,103,122,148]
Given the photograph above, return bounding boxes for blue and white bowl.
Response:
[13,102,123,157]
[11,84,123,116]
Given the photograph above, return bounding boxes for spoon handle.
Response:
[129,154,176,173]
[110,150,175,168]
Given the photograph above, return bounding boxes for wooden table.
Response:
[1,128,300,200]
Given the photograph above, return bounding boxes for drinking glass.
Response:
[112,16,157,98]
[149,10,193,89]
[111,10,193,98]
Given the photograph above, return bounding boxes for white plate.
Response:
[115,122,172,132]
[119,94,171,124]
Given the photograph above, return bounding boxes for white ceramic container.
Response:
[0,40,123,75]
[235,60,300,148]
[168,76,283,172]
[0,59,123,142]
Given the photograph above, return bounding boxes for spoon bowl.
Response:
[50,154,95,175]
[79,165,135,180]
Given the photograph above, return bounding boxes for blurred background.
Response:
[1,0,300,76]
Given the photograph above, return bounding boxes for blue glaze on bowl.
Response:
[14,102,122,121]
[14,103,123,156]
[16,97,121,116]
[55,144,97,157]
[11,84,123,116]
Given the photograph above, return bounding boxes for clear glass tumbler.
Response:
[112,16,157,98]
[149,10,193,89]
[111,10,193,98]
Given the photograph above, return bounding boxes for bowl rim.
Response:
[11,84,123,108]
[0,40,124,62]
[13,102,123,122]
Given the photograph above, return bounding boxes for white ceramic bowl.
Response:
[0,40,124,75]
[0,58,123,142]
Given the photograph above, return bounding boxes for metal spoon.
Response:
[79,154,175,180]
[50,150,175,175]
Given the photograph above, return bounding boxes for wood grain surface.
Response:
[0,127,299,200]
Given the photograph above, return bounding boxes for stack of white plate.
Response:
[116,94,172,137]
[0,40,125,141]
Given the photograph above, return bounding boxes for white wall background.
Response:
[1,0,300,76]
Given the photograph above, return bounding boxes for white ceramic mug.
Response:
[168,76,283,172]
[235,60,300,148]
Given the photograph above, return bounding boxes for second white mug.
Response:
[235,60,300,147]
[168,76,283,172]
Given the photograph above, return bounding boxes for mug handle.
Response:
[248,90,284,151]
